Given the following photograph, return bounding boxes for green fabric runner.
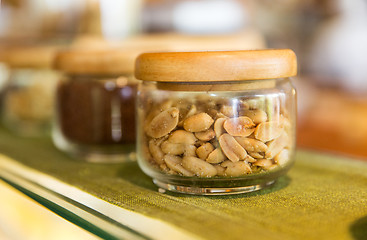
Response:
[1,127,367,240]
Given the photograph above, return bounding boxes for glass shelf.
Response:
[0,158,156,240]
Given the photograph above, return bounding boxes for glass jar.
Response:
[53,49,138,162]
[1,46,59,136]
[135,50,297,195]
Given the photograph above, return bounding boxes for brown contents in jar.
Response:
[57,76,136,145]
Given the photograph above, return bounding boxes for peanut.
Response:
[183,113,214,132]
[161,141,185,155]
[234,137,268,153]
[223,117,255,137]
[219,133,247,162]
[214,164,226,176]
[246,99,264,110]
[221,161,252,177]
[149,139,165,164]
[248,152,264,159]
[206,148,226,164]
[214,117,227,138]
[220,105,237,117]
[253,159,274,170]
[164,155,194,176]
[254,121,283,142]
[146,107,179,138]
[195,129,215,141]
[242,109,267,124]
[168,130,197,145]
[265,132,288,159]
[239,101,250,111]
[184,145,197,157]
[196,142,214,160]
[145,100,173,125]
[274,149,289,166]
[182,156,217,177]
[178,104,197,127]
[245,155,257,163]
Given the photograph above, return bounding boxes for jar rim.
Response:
[135,49,297,82]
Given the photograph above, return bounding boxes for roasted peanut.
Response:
[183,113,214,132]
[279,114,291,129]
[221,161,252,177]
[149,139,165,164]
[184,145,197,157]
[158,100,174,111]
[239,101,250,111]
[248,152,264,159]
[206,148,226,164]
[214,117,227,138]
[242,109,267,124]
[246,99,264,110]
[159,163,170,172]
[164,155,194,176]
[223,117,255,137]
[168,130,197,145]
[146,107,179,138]
[265,132,288,159]
[216,112,227,119]
[178,104,197,126]
[220,160,233,168]
[274,149,289,166]
[234,137,268,152]
[254,121,283,142]
[253,159,274,170]
[207,109,219,119]
[145,100,173,125]
[214,164,226,176]
[195,129,215,141]
[161,141,185,155]
[196,142,214,160]
[244,155,257,163]
[220,105,237,117]
[182,156,217,177]
[219,133,247,162]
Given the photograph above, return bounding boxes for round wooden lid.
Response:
[54,47,141,75]
[4,46,58,69]
[135,49,297,82]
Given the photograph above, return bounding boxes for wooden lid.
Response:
[54,47,141,75]
[4,46,58,69]
[135,49,297,82]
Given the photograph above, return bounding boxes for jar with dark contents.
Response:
[1,46,60,136]
[135,50,297,195]
[53,49,138,162]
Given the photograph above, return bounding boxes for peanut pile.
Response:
[141,95,292,178]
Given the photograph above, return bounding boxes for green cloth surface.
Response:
[1,127,367,240]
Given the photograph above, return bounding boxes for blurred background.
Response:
[1,0,367,239]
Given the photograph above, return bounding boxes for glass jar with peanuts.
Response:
[53,48,139,162]
[135,49,297,195]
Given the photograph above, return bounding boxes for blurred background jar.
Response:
[53,47,141,163]
[135,50,297,195]
[1,45,60,136]
[0,47,10,99]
